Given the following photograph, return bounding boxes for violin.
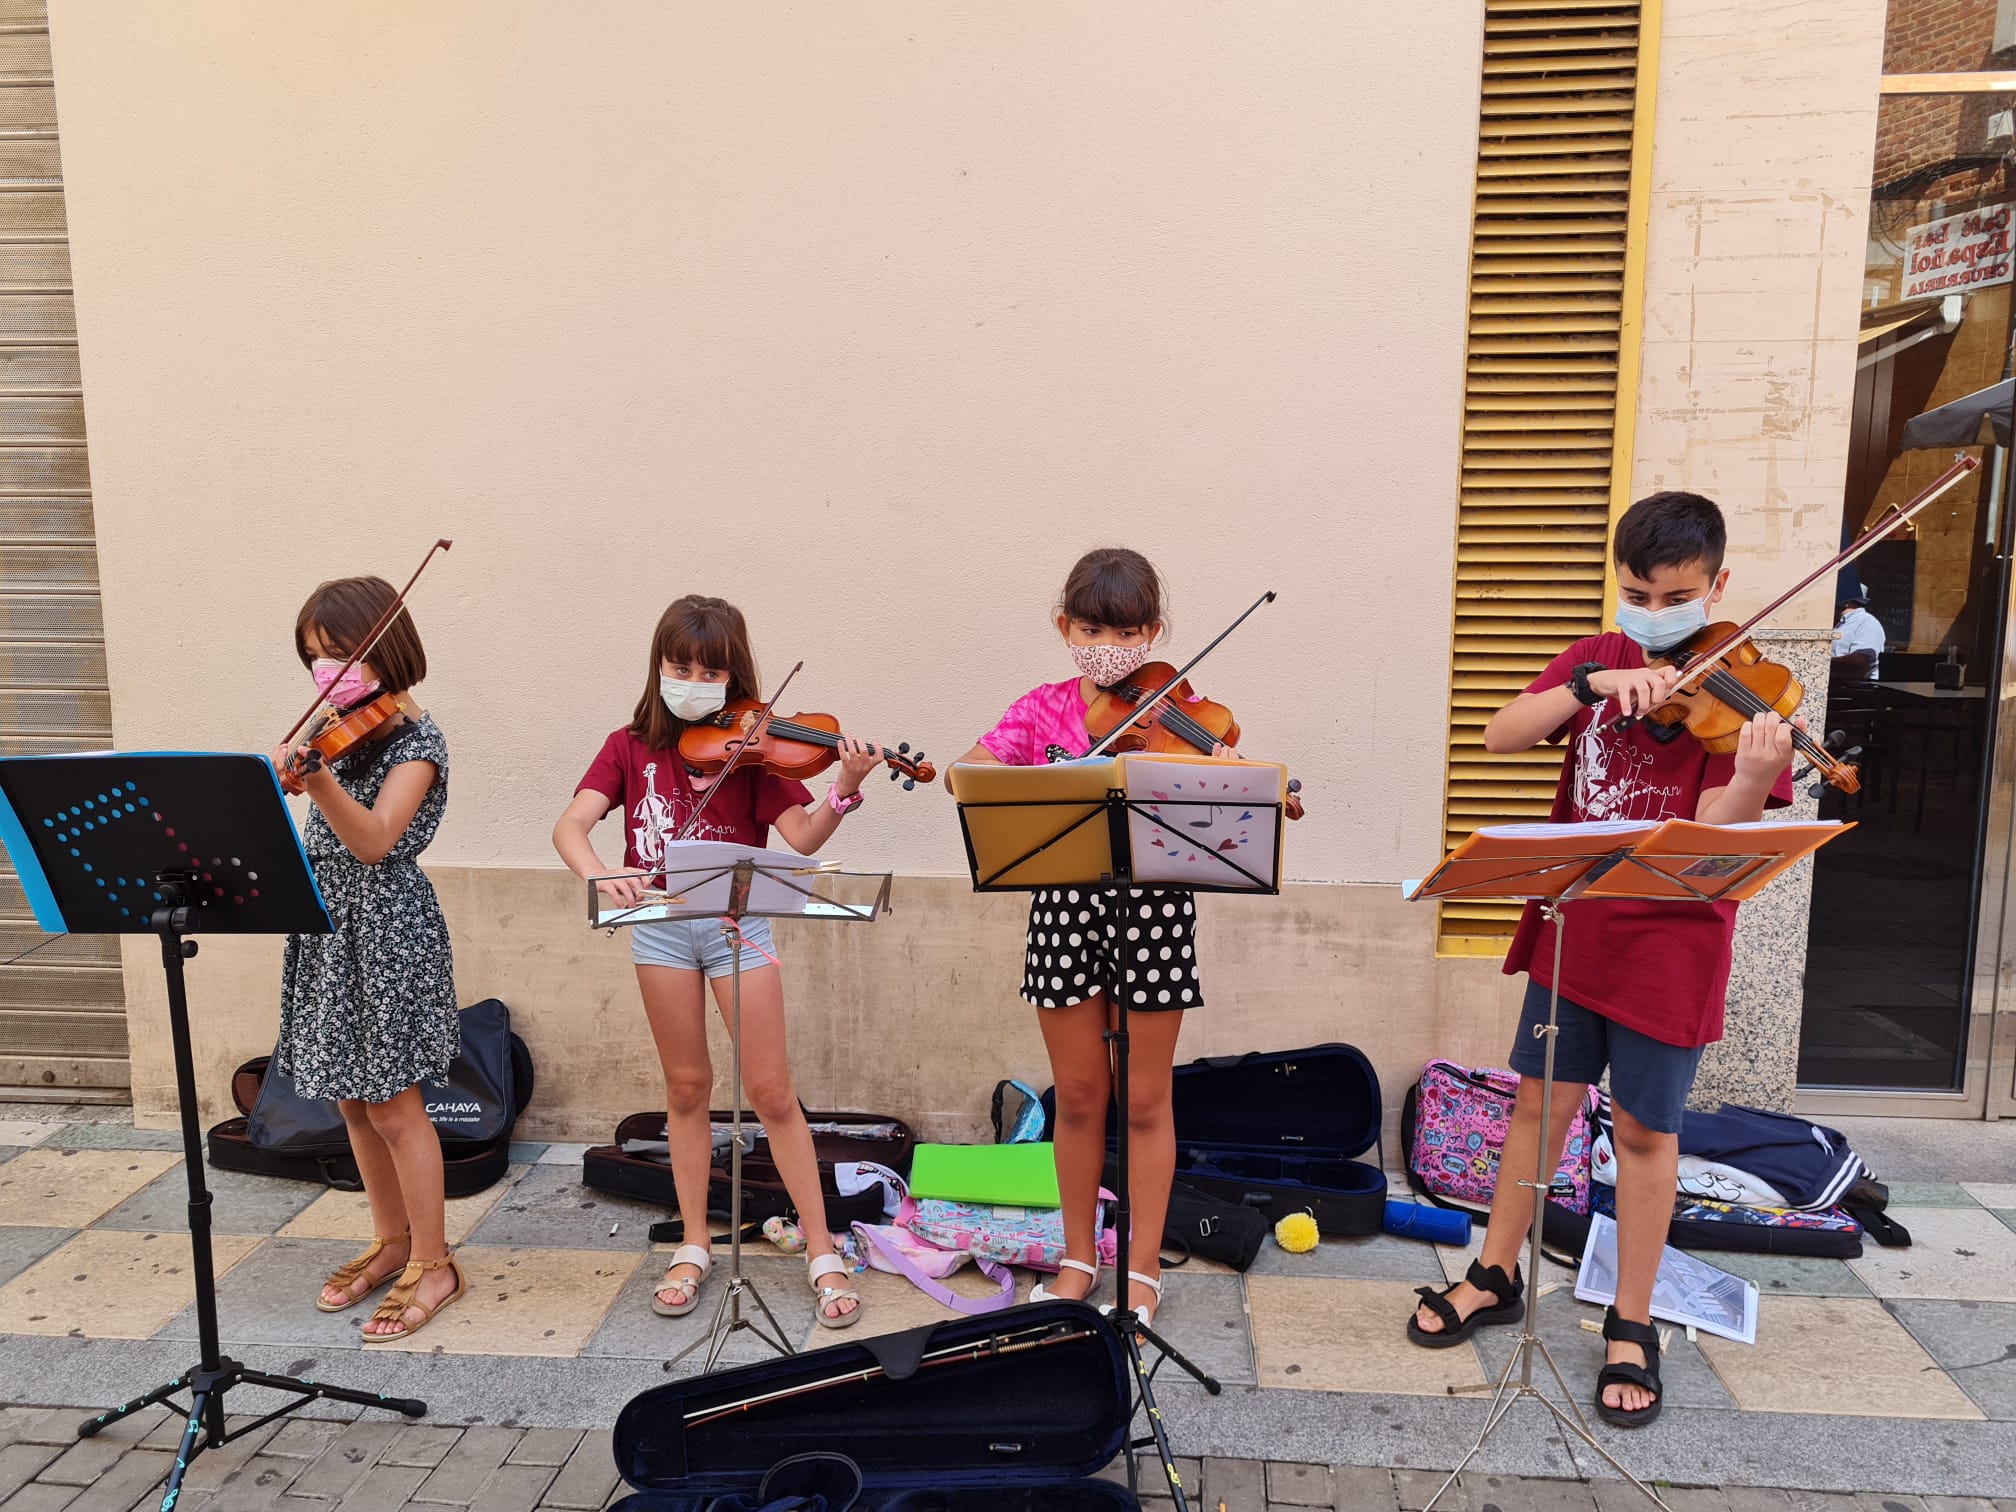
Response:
[1620,455,1980,793]
[678,702,936,789]
[277,691,407,795]
[275,538,452,794]
[1638,626,1861,793]
[1080,593,1306,820]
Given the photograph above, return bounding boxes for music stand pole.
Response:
[670,861,795,1371]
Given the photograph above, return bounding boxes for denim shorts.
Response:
[1506,978,1703,1135]
[630,916,776,978]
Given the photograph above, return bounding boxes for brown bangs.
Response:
[1059,547,1165,631]
[627,595,761,751]
[294,575,426,695]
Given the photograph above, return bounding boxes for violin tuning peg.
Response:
[888,768,900,781]
[1806,783,1826,801]
[903,778,916,792]
[898,741,911,755]
[1287,778,1302,794]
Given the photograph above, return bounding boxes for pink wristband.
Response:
[827,784,863,817]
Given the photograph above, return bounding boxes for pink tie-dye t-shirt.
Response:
[976,680,1094,766]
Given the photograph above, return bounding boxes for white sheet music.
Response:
[592,840,840,927]
[1122,758,1282,890]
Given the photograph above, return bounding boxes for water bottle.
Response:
[1383,1197,1472,1246]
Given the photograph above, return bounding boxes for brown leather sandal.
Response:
[315,1232,410,1314]
[359,1253,464,1343]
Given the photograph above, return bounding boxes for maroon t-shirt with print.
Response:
[575,728,812,877]
[1502,633,1794,1049]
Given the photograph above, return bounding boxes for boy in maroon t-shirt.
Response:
[1405,492,1798,1429]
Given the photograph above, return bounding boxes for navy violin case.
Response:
[609,1299,1139,1510]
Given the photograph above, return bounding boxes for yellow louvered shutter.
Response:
[1438,0,1656,956]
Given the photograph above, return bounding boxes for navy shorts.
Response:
[1506,978,1703,1135]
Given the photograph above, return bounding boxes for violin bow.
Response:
[1081,590,1277,759]
[1657,456,1977,703]
[280,538,454,747]
[669,660,804,844]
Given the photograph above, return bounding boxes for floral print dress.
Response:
[276,714,458,1102]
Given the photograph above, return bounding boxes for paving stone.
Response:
[60,1448,174,1512]
[1331,1464,1401,1511]
[1394,1468,1471,1512]
[1137,1456,1200,1502]
[1206,1457,1269,1512]
[4,1483,82,1512]
[0,1227,75,1289]
[1659,1492,1732,1512]
[286,1420,406,1501]
[265,1420,349,1460]
[335,1463,429,1512]
[1857,1499,1929,1512]
[274,1498,337,1512]
[175,1422,286,1492]
[43,1124,188,1153]
[506,1430,583,1467]
[1593,1484,1697,1512]
[414,1426,521,1503]
[1474,1478,1597,1512]
[0,1442,66,1498]
[198,1454,309,1511]
[36,1436,130,1486]
[540,1432,617,1511]
[1721,1493,1791,1512]
[1921,1501,1998,1512]
[0,1407,84,1448]
[473,1462,559,1512]
[378,1425,462,1469]
[1780,1496,1860,1512]
[1267,1461,1333,1506]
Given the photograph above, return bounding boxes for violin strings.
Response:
[1691,668,1834,765]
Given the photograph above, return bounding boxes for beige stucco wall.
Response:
[41,0,1886,1137]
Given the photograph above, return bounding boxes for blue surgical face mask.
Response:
[1614,597,1709,652]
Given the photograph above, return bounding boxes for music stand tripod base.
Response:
[0,752,428,1512]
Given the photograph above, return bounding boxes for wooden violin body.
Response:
[678,700,936,789]
[1642,623,1859,793]
[279,692,405,794]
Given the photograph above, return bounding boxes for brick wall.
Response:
[1876,0,2016,185]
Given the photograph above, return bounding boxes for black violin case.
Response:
[583,1109,916,1234]
[1053,1042,1387,1237]
[610,1299,1138,1511]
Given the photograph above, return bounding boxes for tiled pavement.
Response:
[2,1108,2016,1506]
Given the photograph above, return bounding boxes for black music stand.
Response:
[953,753,1288,1512]
[588,842,891,1372]
[1405,819,1844,1512]
[0,751,425,1512]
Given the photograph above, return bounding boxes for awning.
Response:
[1901,378,2015,450]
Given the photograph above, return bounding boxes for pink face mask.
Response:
[311,658,380,709]
[1070,641,1150,689]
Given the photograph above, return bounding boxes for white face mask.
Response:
[660,676,728,722]
[1614,598,1709,653]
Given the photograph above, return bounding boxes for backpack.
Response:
[901,1191,1117,1274]
[1402,1059,1599,1215]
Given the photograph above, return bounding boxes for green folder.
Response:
[908,1142,1061,1208]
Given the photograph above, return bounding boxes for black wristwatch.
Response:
[1568,662,1607,707]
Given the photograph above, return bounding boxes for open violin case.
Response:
[1052,1042,1387,1237]
[583,1108,916,1234]
[610,1299,1138,1511]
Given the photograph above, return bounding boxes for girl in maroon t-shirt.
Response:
[553,595,883,1328]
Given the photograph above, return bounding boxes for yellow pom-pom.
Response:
[1274,1211,1320,1253]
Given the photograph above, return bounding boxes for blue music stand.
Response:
[0,751,426,1512]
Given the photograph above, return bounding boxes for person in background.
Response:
[1832,584,1884,682]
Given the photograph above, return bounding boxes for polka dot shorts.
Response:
[1021,886,1201,1012]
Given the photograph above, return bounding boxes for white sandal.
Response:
[1098,1269,1163,1328]
[1030,1257,1100,1304]
[809,1253,862,1329]
[652,1244,712,1317]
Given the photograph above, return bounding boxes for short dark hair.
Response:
[1058,547,1165,630]
[295,576,426,695]
[627,595,761,752]
[1613,491,1726,579]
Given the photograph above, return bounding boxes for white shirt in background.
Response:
[1833,606,1884,680]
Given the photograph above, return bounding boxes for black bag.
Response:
[610,1299,1139,1510]
[584,1109,916,1234]
[1148,1168,1268,1272]
[206,998,532,1199]
[1053,1042,1388,1238]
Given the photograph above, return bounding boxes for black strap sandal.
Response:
[1594,1306,1664,1429]
[1405,1259,1525,1349]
